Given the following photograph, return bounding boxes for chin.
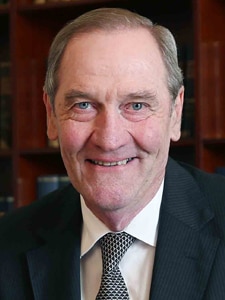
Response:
[87,190,130,210]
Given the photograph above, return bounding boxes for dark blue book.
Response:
[36,174,70,199]
[0,195,14,214]
[37,175,59,199]
[215,167,225,176]
[58,175,70,188]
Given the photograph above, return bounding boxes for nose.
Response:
[91,108,128,151]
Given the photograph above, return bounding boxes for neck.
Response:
[84,175,164,231]
[94,195,154,232]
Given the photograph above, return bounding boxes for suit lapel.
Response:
[150,159,220,300]
[26,185,82,300]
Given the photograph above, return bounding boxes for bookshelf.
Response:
[0,0,225,210]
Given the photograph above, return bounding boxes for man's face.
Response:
[44,28,183,225]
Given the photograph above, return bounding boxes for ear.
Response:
[43,91,58,141]
[170,86,184,142]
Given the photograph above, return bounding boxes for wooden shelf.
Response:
[17,0,127,13]
[203,138,225,146]
[19,147,60,156]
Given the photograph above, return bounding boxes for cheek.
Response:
[132,121,162,153]
[133,118,167,152]
[58,122,85,151]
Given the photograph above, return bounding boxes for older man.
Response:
[0,7,225,300]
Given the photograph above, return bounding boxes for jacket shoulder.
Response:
[0,184,80,244]
[168,158,225,211]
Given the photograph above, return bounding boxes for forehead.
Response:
[58,28,168,96]
[62,28,165,71]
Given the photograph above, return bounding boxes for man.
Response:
[0,7,225,300]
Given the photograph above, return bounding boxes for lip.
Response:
[87,157,134,167]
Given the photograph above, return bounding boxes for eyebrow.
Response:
[123,90,159,108]
[124,90,157,101]
[64,89,94,106]
[64,89,158,105]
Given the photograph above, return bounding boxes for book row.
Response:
[37,174,70,199]
[1,166,224,217]
[0,174,70,215]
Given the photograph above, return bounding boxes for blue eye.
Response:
[132,103,143,110]
[78,102,90,109]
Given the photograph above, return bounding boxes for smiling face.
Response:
[43,28,183,230]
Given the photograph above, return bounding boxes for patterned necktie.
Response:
[96,232,136,300]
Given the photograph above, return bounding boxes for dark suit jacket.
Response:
[0,158,225,300]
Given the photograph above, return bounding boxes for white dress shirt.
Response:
[80,180,164,300]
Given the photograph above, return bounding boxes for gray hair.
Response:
[44,7,183,106]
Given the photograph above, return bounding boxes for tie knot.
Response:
[99,232,135,272]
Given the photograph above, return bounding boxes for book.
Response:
[37,174,70,199]
[58,175,71,188]
[0,196,14,214]
[37,175,59,199]
[0,61,12,149]
[181,44,195,139]
[215,167,225,176]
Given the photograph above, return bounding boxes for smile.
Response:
[90,158,133,167]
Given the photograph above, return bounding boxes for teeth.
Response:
[92,158,132,166]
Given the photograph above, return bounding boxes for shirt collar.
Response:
[81,180,164,257]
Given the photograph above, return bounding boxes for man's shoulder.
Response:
[176,159,225,191]
[168,157,225,185]
[167,158,225,210]
[0,184,80,243]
